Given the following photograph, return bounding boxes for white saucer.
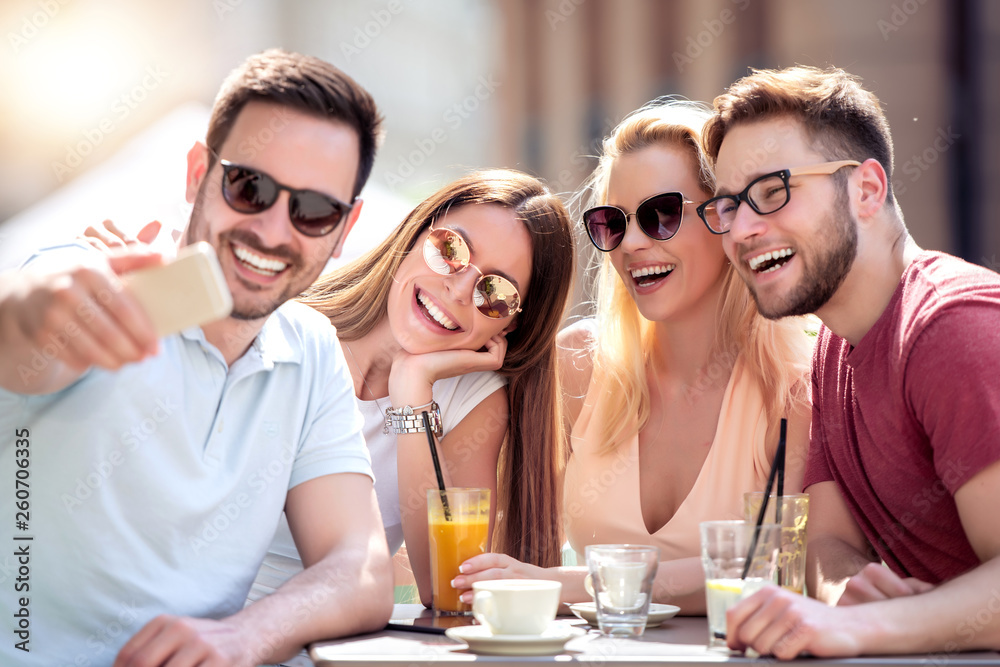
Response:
[568,602,680,628]
[445,623,585,656]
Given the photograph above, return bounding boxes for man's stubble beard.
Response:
[185,178,308,322]
[751,184,858,320]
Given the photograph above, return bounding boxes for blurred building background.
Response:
[1,0,998,280]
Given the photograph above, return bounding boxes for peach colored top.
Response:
[563,356,771,560]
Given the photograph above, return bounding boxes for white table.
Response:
[309,604,1000,666]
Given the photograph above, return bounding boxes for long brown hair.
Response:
[302,169,575,568]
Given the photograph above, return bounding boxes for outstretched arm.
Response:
[726,460,1000,658]
[114,473,393,667]
[805,481,879,603]
[0,247,161,394]
[806,483,931,606]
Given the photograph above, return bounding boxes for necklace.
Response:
[344,342,391,435]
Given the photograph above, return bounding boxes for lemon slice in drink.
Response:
[705,580,744,594]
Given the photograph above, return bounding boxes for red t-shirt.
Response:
[804,251,1000,583]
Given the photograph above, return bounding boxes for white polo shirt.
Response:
[0,279,371,665]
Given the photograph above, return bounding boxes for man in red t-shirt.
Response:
[697,65,1000,658]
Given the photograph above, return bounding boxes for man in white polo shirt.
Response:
[0,50,392,666]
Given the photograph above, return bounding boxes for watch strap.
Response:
[385,401,443,437]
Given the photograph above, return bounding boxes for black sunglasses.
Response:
[583,191,718,252]
[213,152,355,237]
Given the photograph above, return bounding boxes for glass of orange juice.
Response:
[427,488,490,614]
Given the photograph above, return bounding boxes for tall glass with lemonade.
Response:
[700,520,781,649]
[427,488,490,614]
[743,492,809,594]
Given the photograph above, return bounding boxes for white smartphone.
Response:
[122,242,233,337]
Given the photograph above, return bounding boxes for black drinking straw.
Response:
[775,418,787,525]
[422,411,452,521]
[741,418,787,579]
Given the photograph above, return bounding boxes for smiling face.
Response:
[386,203,532,354]
[605,144,729,323]
[715,118,858,319]
[184,101,360,321]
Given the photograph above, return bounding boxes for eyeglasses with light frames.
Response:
[696,160,861,232]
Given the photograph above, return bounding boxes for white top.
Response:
[0,246,371,666]
[248,369,506,603]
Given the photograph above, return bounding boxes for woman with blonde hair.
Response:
[454,100,814,613]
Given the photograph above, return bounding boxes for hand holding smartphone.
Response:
[122,242,232,337]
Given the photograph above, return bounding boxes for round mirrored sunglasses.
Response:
[422,227,522,319]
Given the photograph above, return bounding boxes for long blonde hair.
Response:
[580,99,813,452]
[301,169,574,568]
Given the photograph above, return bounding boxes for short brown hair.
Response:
[206,49,383,198]
[703,66,896,205]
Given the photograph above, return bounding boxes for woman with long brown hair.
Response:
[246,168,575,606]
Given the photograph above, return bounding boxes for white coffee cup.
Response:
[471,579,562,635]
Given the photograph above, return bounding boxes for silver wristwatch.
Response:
[385,401,443,437]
